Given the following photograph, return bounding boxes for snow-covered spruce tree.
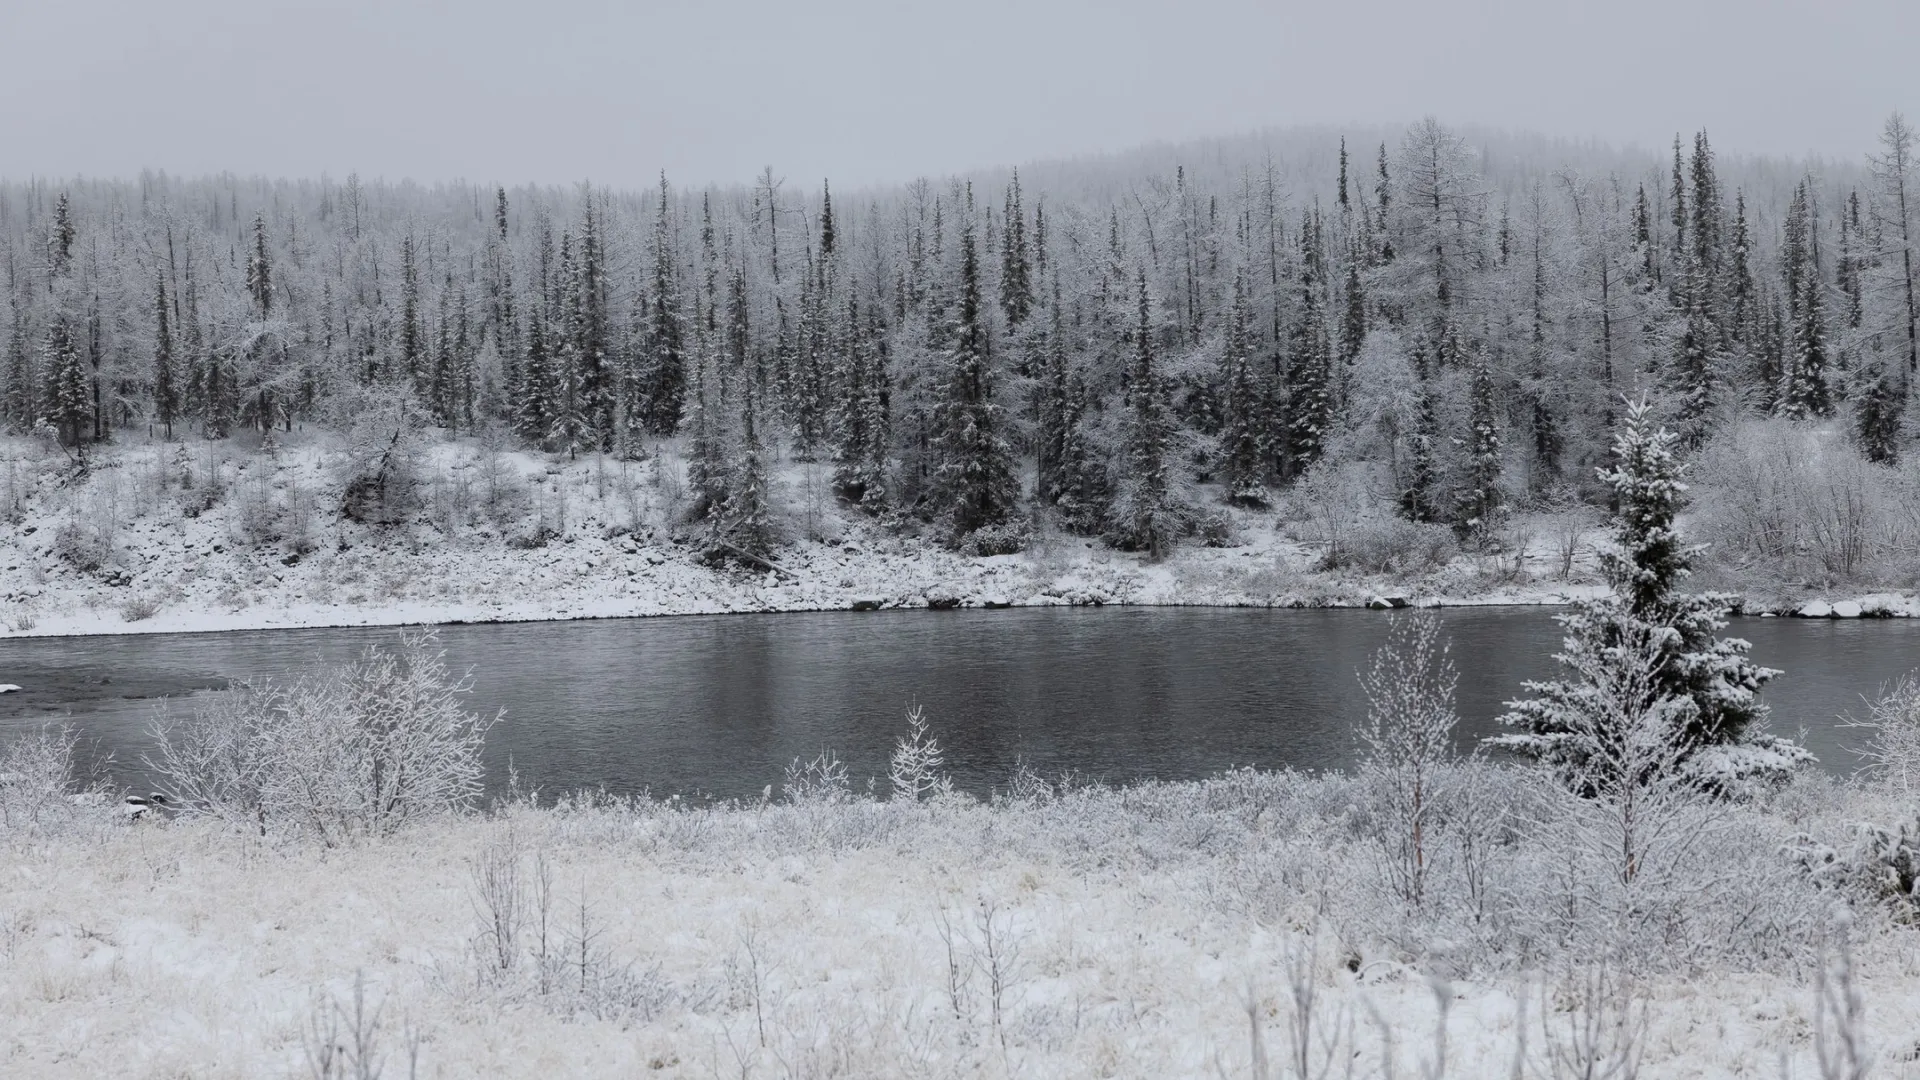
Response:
[1398,335,1441,524]
[1454,347,1502,541]
[3,306,33,434]
[1054,366,1107,534]
[929,222,1019,544]
[1218,268,1266,505]
[1112,269,1179,558]
[1779,180,1834,420]
[1285,215,1334,478]
[1854,360,1904,464]
[999,170,1033,327]
[153,272,179,440]
[722,376,777,560]
[43,315,90,454]
[830,294,890,508]
[642,174,686,437]
[1493,398,1808,789]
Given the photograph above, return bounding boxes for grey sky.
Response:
[1,0,1911,189]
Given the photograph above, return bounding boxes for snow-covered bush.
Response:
[149,629,493,843]
[1693,419,1915,586]
[781,750,852,805]
[1851,673,1920,794]
[0,724,90,838]
[1341,518,1457,576]
[52,518,108,572]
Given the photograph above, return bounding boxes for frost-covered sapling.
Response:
[888,705,950,800]
[1355,612,1460,910]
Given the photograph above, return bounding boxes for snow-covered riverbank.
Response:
[0,435,1911,639]
[5,770,1917,1079]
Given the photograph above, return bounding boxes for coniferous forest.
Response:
[4,115,1918,567]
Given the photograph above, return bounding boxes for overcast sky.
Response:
[1,0,1910,189]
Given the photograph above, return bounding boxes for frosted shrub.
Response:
[888,706,950,800]
[0,724,87,837]
[150,629,494,843]
[781,750,851,805]
[1694,420,1909,585]
[1336,517,1456,576]
[1851,673,1920,794]
[52,519,108,572]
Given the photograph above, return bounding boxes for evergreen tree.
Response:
[643,174,686,435]
[153,273,178,439]
[3,306,31,434]
[1399,335,1439,523]
[1285,218,1334,477]
[1219,269,1266,505]
[246,211,273,315]
[1856,362,1904,463]
[1456,349,1503,538]
[726,373,775,559]
[44,316,89,452]
[1374,143,1395,262]
[517,305,553,443]
[48,192,75,281]
[1115,269,1179,557]
[1036,282,1070,504]
[929,223,1018,541]
[1496,399,1803,787]
[399,233,423,390]
[999,170,1033,326]
[1780,181,1834,418]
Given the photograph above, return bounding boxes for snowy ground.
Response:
[2,431,1908,640]
[4,772,1919,1079]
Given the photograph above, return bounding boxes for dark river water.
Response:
[2,608,1915,800]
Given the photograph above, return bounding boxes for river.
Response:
[2,608,1913,800]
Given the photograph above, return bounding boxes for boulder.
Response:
[982,598,1013,610]
[925,595,961,611]
[850,599,883,612]
[1366,594,1412,610]
[1796,600,1834,618]
[1831,601,1863,619]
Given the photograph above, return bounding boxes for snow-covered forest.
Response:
[5,115,1918,586]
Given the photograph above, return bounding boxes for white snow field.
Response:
[4,766,1919,1078]
[2,433,1908,641]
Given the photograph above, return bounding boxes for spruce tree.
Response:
[1285,220,1334,477]
[44,316,89,452]
[1496,399,1803,788]
[1219,269,1265,505]
[399,233,423,391]
[1399,335,1440,523]
[929,223,1018,541]
[1036,282,1070,504]
[643,174,686,435]
[1779,181,1834,419]
[1115,269,1178,557]
[48,192,75,281]
[153,273,178,439]
[999,170,1033,326]
[246,212,273,315]
[1456,349,1503,538]
[3,306,31,434]
[1856,362,1904,463]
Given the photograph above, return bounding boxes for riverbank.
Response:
[1,435,1912,639]
[5,766,1917,1078]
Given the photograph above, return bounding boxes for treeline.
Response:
[2,115,1916,557]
